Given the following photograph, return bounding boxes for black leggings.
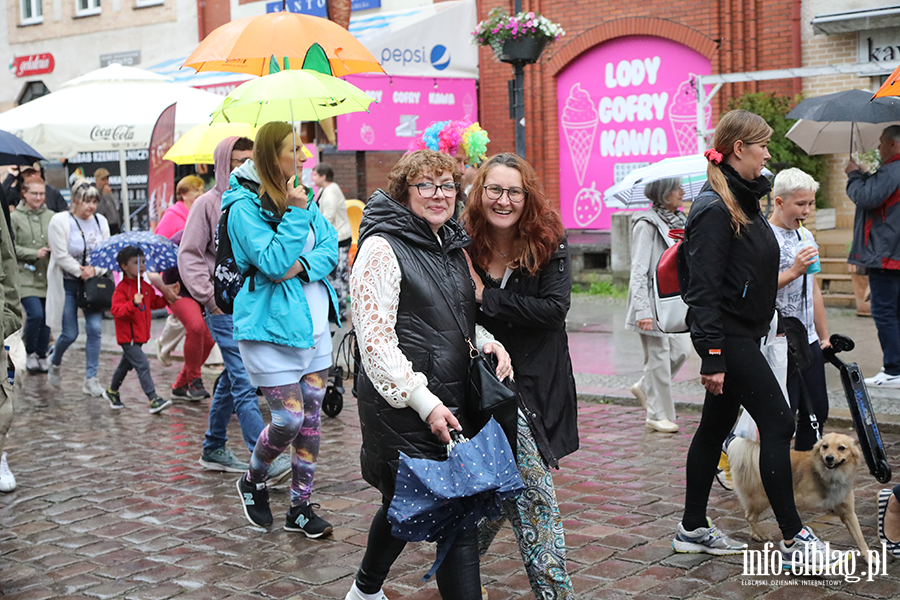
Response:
[355,500,481,599]
[787,341,829,452]
[682,336,803,540]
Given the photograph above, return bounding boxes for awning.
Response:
[146,57,254,96]
[812,6,900,34]
[348,0,477,78]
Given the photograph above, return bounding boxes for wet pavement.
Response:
[0,298,899,599]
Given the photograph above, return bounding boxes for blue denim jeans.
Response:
[868,268,900,376]
[203,312,265,454]
[52,278,103,378]
[21,296,50,358]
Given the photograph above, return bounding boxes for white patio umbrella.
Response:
[605,153,773,208]
[0,64,222,229]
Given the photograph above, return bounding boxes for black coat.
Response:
[475,238,579,468]
[678,164,779,374]
[355,190,479,499]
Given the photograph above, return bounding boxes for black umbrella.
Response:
[0,129,44,166]
[787,89,900,123]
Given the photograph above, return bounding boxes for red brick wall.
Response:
[475,0,801,215]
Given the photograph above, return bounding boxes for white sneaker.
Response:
[630,381,647,409]
[779,526,852,575]
[646,418,679,433]
[83,377,104,397]
[155,337,171,367]
[865,371,900,387]
[0,452,16,492]
[48,363,62,387]
[25,353,40,372]
[345,582,389,600]
[37,357,50,372]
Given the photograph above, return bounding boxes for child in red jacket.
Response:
[103,246,175,413]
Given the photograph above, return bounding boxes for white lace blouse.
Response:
[350,235,498,422]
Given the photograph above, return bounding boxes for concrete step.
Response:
[822,292,857,309]
[818,257,847,275]
[819,274,855,294]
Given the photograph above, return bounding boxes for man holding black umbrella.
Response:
[846,125,900,387]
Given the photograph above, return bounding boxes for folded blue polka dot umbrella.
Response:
[387,417,524,581]
[89,231,178,273]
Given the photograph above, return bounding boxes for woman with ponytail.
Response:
[672,110,846,572]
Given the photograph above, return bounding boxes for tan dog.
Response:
[729,432,868,555]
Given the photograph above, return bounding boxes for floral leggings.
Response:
[478,411,576,600]
[246,369,327,506]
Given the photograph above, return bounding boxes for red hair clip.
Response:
[704,148,723,165]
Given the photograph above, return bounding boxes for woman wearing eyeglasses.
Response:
[463,153,579,600]
[11,180,54,373]
[347,149,511,600]
[45,180,111,395]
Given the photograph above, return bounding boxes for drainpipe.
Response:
[197,0,205,41]
[792,0,802,97]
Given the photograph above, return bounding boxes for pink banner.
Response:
[337,74,478,152]
[148,103,176,231]
[557,36,712,229]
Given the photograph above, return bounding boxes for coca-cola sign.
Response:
[90,125,136,142]
[10,54,54,78]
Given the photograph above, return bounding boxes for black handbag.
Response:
[73,215,114,311]
[467,345,516,412]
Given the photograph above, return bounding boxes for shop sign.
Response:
[336,74,477,151]
[10,54,54,78]
[858,28,900,68]
[265,0,327,18]
[557,36,711,229]
[100,51,141,68]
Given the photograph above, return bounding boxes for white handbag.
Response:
[651,228,689,334]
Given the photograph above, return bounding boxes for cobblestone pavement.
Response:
[2,353,900,599]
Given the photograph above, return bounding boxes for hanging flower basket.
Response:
[493,36,550,65]
[472,8,564,66]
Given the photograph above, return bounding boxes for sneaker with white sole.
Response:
[646,418,679,433]
[103,387,125,410]
[48,363,61,387]
[267,454,292,488]
[0,452,15,492]
[630,381,647,409]
[673,518,747,555]
[865,370,900,388]
[284,502,332,537]
[83,377,104,397]
[237,473,272,527]
[779,526,851,574]
[37,357,50,372]
[149,396,173,414]
[345,582,389,600]
[25,353,40,373]
[199,447,249,472]
[155,337,171,367]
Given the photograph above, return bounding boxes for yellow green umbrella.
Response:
[210,68,375,126]
[163,122,261,165]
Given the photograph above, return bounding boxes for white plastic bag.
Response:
[732,315,789,441]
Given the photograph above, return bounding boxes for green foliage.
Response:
[572,281,629,298]
[727,93,830,208]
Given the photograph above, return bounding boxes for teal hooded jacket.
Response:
[222,160,340,348]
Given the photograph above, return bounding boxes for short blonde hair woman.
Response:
[45,180,111,395]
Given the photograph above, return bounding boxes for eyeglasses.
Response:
[483,184,527,203]
[409,182,459,197]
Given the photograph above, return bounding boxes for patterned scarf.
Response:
[653,205,686,230]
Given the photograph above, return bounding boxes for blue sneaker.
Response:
[266,454,292,488]
[779,526,851,574]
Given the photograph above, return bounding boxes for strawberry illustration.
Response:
[572,182,602,227]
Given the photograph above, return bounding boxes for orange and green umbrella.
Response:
[182,12,384,77]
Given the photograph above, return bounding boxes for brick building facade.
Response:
[474,0,803,229]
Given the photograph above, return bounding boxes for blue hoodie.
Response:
[222,160,340,348]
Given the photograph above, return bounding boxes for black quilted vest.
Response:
[355,190,477,499]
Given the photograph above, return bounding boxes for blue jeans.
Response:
[21,296,50,358]
[203,312,265,454]
[52,278,103,379]
[867,268,900,376]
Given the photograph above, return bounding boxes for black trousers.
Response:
[787,341,829,452]
[355,500,481,599]
[682,336,803,540]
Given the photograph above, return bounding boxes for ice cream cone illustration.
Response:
[668,74,712,156]
[562,83,599,187]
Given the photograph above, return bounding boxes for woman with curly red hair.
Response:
[463,153,579,600]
